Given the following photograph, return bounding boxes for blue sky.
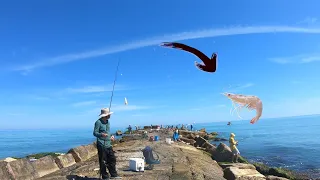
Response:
[1,0,320,129]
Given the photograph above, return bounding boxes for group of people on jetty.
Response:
[93,108,240,180]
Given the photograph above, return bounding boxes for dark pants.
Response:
[97,143,118,178]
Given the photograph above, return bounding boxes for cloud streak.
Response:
[13,25,320,72]
[65,85,127,93]
[225,83,254,92]
[71,101,97,107]
[297,17,318,25]
[269,54,320,64]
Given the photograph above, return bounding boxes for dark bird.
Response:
[160,42,217,73]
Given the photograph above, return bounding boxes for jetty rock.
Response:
[0,130,289,180]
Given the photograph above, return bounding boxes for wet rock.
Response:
[266,175,289,180]
[186,133,196,140]
[211,143,233,162]
[204,134,216,140]
[219,163,256,170]
[210,132,218,136]
[223,166,266,180]
[115,130,123,136]
[195,136,207,147]
[212,137,228,141]
[179,137,196,146]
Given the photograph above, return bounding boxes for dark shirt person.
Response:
[93,108,122,179]
[128,125,132,134]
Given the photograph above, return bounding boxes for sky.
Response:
[1,0,320,129]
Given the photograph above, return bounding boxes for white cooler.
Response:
[165,138,172,144]
[129,158,145,172]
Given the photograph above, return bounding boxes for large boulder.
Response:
[179,130,206,138]
[219,163,256,170]
[204,134,216,140]
[84,144,98,158]
[266,175,289,180]
[115,130,123,136]
[68,144,97,163]
[224,166,266,180]
[194,136,207,147]
[30,155,60,177]
[211,143,233,162]
[54,153,76,169]
[202,141,216,152]
[0,161,15,180]
[179,137,196,145]
[186,133,196,140]
[8,158,40,180]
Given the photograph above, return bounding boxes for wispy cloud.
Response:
[131,114,150,117]
[12,25,320,72]
[71,101,97,107]
[190,104,226,111]
[65,85,127,93]
[84,105,151,115]
[297,17,318,25]
[226,83,254,92]
[112,105,151,111]
[269,54,320,64]
[7,113,25,116]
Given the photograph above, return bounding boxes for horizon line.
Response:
[12,25,320,72]
[1,113,319,130]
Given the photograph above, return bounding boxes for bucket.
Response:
[165,138,172,144]
[154,136,159,141]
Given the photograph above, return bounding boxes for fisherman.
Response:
[190,124,193,131]
[173,129,180,141]
[128,125,132,134]
[93,108,122,179]
[229,133,240,163]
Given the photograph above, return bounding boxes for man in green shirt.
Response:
[93,108,122,179]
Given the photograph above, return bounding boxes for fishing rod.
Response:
[100,58,121,179]
[109,58,121,110]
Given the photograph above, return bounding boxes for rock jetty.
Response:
[0,129,299,180]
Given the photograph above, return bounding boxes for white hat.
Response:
[98,108,113,118]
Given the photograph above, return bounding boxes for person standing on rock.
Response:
[173,129,180,141]
[93,108,122,179]
[229,133,240,163]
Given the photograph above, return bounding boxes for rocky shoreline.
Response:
[0,128,312,180]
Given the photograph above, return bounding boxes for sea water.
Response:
[0,116,319,177]
[195,115,320,177]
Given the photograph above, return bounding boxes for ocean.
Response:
[195,115,320,178]
[0,116,319,178]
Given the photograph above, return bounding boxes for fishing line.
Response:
[109,58,121,110]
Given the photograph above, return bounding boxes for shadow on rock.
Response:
[66,175,100,180]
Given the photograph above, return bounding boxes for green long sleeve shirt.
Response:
[93,119,112,148]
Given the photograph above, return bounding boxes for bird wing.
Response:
[160,42,211,65]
